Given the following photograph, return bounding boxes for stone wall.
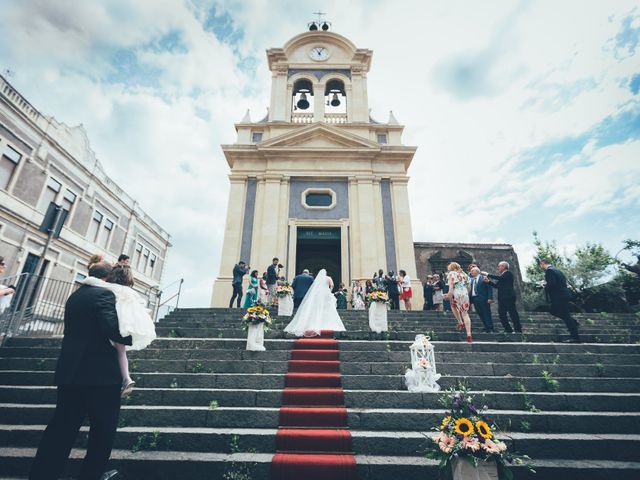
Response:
[414,241,524,299]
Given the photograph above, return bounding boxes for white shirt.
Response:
[401,275,411,288]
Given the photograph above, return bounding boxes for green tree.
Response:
[523,232,616,311]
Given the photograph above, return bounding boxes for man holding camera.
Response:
[266,257,283,304]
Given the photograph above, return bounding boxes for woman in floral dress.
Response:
[445,262,473,343]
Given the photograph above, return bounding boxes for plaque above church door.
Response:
[296,227,341,290]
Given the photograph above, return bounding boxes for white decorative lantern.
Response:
[405,334,441,392]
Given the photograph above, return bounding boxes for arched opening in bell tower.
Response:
[292,79,314,122]
[324,79,346,120]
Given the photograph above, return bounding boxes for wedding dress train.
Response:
[284,269,346,336]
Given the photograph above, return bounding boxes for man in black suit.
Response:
[291,269,314,308]
[385,271,400,310]
[482,261,522,334]
[30,262,132,480]
[469,267,494,332]
[540,259,580,343]
[422,275,434,311]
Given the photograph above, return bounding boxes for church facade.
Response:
[211,29,424,306]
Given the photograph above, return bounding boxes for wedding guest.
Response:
[117,254,130,267]
[30,261,132,480]
[467,263,478,312]
[445,262,473,343]
[243,270,260,308]
[335,283,348,309]
[442,273,452,312]
[482,261,522,334]
[352,281,365,310]
[102,264,156,397]
[540,259,580,343]
[469,267,494,333]
[385,271,400,310]
[399,269,413,310]
[229,261,249,308]
[432,273,444,312]
[266,257,281,304]
[423,275,434,310]
[374,269,386,289]
[291,269,314,308]
[0,257,15,315]
[258,272,269,304]
[88,252,105,267]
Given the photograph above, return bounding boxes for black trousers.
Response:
[550,301,580,340]
[472,298,494,332]
[497,297,522,333]
[229,283,243,308]
[293,297,303,308]
[389,295,400,310]
[30,384,122,480]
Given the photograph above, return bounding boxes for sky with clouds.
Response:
[1,0,639,308]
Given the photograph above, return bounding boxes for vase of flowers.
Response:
[276,284,294,317]
[242,303,272,351]
[367,290,389,333]
[427,388,533,480]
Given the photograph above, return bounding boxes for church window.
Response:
[251,132,263,143]
[302,188,337,210]
[377,133,388,144]
[0,144,21,190]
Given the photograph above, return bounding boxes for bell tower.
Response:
[211,22,423,308]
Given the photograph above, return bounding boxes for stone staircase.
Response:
[1,308,639,479]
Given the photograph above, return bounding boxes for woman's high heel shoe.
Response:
[466,335,473,343]
[456,322,464,331]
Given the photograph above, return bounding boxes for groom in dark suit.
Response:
[30,262,132,480]
[482,261,522,334]
[291,269,314,308]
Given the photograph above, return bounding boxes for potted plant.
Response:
[367,289,389,333]
[276,283,294,317]
[242,303,272,351]
[426,388,533,479]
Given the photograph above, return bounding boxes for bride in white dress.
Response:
[284,269,346,337]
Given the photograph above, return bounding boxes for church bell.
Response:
[296,92,310,110]
[330,93,341,107]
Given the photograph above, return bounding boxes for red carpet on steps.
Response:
[271,330,357,480]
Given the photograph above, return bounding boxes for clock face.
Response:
[309,46,330,61]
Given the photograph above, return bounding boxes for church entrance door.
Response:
[296,227,341,291]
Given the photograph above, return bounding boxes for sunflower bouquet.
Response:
[426,388,533,480]
[367,290,389,304]
[241,304,272,330]
[276,284,293,297]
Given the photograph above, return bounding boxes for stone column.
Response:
[313,82,324,123]
[390,176,424,307]
[269,66,288,122]
[354,176,382,279]
[372,178,387,270]
[211,175,247,306]
[253,174,284,276]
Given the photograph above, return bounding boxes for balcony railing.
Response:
[291,112,314,124]
[324,113,347,124]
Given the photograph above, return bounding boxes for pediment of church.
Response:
[258,123,381,150]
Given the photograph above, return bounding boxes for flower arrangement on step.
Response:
[276,284,293,297]
[367,290,389,304]
[426,387,534,480]
[242,303,272,331]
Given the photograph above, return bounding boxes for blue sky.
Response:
[1,0,639,307]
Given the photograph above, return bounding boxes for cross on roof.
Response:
[313,11,327,22]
